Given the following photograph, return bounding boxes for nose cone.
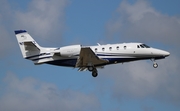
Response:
[159,50,170,57]
[152,48,170,57]
[164,51,170,57]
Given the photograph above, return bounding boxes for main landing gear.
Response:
[151,58,158,68]
[88,66,98,77]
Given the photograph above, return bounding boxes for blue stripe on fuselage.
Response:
[44,56,165,67]
[46,59,77,67]
[25,53,51,59]
[44,58,139,67]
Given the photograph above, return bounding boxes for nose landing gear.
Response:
[151,59,158,68]
[153,63,158,68]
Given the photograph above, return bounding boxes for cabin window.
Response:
[102,47,105,51]
[124,46,127,49]
[116,46,119,50]
[109,47,112,51]
[95,48,97,52]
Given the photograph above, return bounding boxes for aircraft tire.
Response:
[153,63,158,68]
[92,71,98,77]
[88,66,94,71]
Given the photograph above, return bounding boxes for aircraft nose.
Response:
[164,51,170,57]
[161,50,170,57]
[152,49,170,57]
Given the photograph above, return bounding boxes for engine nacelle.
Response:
[60,45,81,57]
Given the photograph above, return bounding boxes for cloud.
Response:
[14,0,68,39]
[0,0,68,57]
[100,54,180,105]
[0,73,100,111]
[106,0,180,46]
[0,0,15,57]
[0,27,14,58]
[104,0,180,105]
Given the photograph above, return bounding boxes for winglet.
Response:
[14,30,27,34]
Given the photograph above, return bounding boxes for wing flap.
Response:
[78,67,87,71]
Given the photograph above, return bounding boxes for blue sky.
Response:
[0,0,180,111]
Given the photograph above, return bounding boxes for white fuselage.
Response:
[42,43,169,67]
[15,30,170,77]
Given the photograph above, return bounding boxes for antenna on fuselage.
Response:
[97,43,101,46]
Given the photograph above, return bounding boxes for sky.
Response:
[0,0,180,111]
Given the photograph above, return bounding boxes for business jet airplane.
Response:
[15,30,170,77]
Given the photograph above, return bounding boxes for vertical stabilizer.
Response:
[15,30,42,59]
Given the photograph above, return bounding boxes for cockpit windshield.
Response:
[140,44,144,48]
[141,44,150,48]
[137,44,150,48]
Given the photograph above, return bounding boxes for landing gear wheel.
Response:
[151,58,158,68]
[92,71,98,77]
[153,63,158,68]
[88,66,94,71]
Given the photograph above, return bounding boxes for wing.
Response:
[75,47,108,68]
